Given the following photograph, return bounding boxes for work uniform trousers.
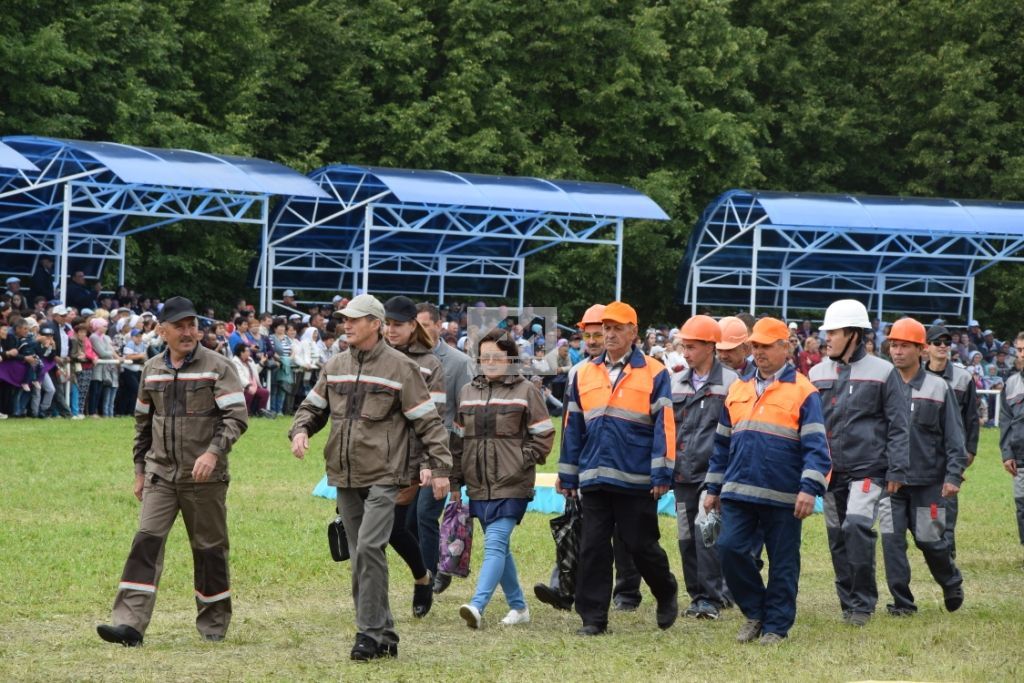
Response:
[942,492,960,558]
[880,484,963,611]
[823,477,885,616]
[717,499,802,638]
[405,485,447,575]
[548,524,643,606]
[574,488,677,629]
[337,485,400,648]
[111,476,231,638]
[674,483,730,607]
[1014,470,1024,546]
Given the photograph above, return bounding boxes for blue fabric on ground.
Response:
[311,475,823,516]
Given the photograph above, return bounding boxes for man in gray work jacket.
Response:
[1000,332,1024,558]
[809,299,910,627]
[923,324,979,559]
[882,317,966,616]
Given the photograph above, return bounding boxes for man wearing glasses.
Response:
[924,324,979,559]
[534,304,643,613]
[999,333,1024,559]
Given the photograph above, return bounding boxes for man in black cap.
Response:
[97,296,249,647]
[924,323,978,559]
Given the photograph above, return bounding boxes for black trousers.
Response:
[575,488,676,628]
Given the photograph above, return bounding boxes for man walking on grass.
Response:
[97,296,248,647]
[881,318,966,616]
[705,317,831,645]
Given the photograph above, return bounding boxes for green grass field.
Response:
[1,418,1022,682]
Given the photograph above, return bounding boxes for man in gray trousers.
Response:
[291,294,452,661]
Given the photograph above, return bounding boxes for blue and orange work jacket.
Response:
[559,345,676,492]
[706,363,832,508]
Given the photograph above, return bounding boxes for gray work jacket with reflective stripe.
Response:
[671,360,738,484]
[809,345,910,484]
[926,360,979,456]
[904,367,967,486]
[999,372,1024,463]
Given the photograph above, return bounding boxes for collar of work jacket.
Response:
[470,369,525,390]
[593,344,646,373]
[677,359,729,404]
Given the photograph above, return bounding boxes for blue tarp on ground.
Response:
[312,475,823,515]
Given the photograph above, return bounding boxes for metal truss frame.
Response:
[682,191,1024,321]
[263,166,626,311]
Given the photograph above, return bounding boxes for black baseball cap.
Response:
[383,296,418,323]
[159,296,199,323]
[926,324,952,343]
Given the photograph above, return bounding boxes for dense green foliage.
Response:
[1,0,1022,328]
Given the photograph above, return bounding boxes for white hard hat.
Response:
[820,299,871,331]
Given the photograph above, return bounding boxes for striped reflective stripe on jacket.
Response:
[707,363,832,508]
[558,346,676,491]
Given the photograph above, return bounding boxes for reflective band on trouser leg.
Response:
[841,479,883,614]
[111,531,167,634]
[194,546,232,637]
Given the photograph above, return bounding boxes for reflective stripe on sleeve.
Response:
[215,392,245,409]
[704,472,724,484]
[404,399,435,420]
[558,463,579,475]
[528,418,554,435]
[716,423,732,438]
[134,399,150,416]
[305,390,327,409]
[430,392,447,406]
[800,423,827,438]
[801,469,829,488]
[452,422,465,438]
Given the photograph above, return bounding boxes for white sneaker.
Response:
[500,607,530,626]
[71,414,85,420]
[459,604,482,629]
[0,413,7,420]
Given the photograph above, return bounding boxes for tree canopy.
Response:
[1,0,1022,332]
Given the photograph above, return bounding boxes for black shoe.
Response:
[612,597,639,612]
[433,572,452,594]
[96,624,143,647]
[576,624,607,636]
[943,584,964,612]
[351,633,383,661]
[656,590,679,630]
[694,599,720,620]
[413,573,433,618]
[683,600,701,618]
[378,642,398,658]
[534,583,573,611]
[886,604,916,617]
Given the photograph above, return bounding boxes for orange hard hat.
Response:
[717,316,749,350]
[887,317,926,345]
[602,301,638,326]
[680,315,721,343]
[747,317,790,345]
[577,304,606,328]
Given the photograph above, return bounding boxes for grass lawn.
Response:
[1,418,1022,682]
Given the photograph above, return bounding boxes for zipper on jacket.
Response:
[482,383,493,499]
[170,365,179,481]
[343,351,365,489]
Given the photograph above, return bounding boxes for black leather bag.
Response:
[328,514,350,562]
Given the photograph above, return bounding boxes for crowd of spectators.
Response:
[1,268,1018,431]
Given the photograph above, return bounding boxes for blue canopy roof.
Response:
[679,189,1024,318]
[362,166,669,218]
[265,164,668,299]
[3,136,328,197]
[0,141,38,172]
